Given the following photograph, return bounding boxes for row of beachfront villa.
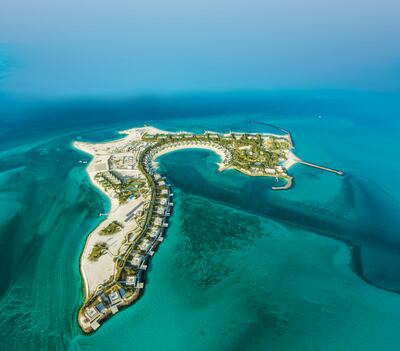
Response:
[144,130,268,140]
[80,174,174,333]
[142,139,233,174]
[144,136,288,176]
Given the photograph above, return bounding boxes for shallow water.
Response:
[1,92,400,350]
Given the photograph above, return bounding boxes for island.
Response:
[73,126,343,333]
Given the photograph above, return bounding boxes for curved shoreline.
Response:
[71,142,119,300]
[71,142,105,300]
[150,143,228,171]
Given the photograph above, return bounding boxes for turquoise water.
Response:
[1,92,400,350]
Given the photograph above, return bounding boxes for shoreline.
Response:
[71,142,105,300]
[72,141,119,300]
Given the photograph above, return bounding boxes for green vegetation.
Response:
[94,172,117,191]
[100,221,123,235]
[88,242,108,261]
[95,172,146,204]
[118,178,146,204]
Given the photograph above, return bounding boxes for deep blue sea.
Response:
[1,91,400,350]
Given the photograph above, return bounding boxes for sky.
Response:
[0,0,400,97]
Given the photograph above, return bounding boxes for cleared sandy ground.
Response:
[73,128,155,298]
[79,196,144,297]
[283,150,301,169]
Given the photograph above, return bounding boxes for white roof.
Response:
[139,239,152,251]
[90,320,100,330]
[131,254,144,266]
[85,307,99,320]
[149,229,159,238]
[126,275,137,285]
[109,291,122,304]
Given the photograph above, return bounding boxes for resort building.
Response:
[154,217,163,226]
[85,307,100,321]
[131,253,144,267]
[125,275,137,286]
[139,239,152,252]
[149,228,160,239]
[156,207,165,215]
[95,303,106,314]
[108,291,123,306]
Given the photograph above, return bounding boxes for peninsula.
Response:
[73,126,343,333]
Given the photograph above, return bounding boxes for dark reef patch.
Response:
[174,193,263,289]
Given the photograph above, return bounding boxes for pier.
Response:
[299,161,344,175]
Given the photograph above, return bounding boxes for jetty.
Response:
[272,176,293,190]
